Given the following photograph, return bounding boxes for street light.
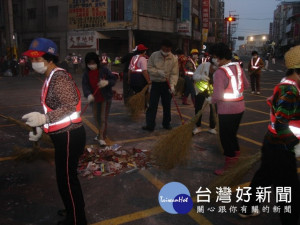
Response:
[250,36,254,41]
[225,16,236,22]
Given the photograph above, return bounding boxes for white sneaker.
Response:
[192,127,202,135]
[251,91,255,94]
[256,92,261,95]
[94,136,99,141]
[98,139,107,146]
[208,128,217,134]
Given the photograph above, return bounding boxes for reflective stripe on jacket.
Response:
[41,68,82,133]
[220,62,244,101]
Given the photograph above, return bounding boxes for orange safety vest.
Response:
[185,57,196,76]
[267,78,300,139]
[251,57,260,70]
[41,68,82,133]
[129,55,144,73]
[220,62,244,101]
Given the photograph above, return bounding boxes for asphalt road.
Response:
[0,61,299,225]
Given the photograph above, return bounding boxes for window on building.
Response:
[177,2,182,21]
[111,0,124,21]
[27,8,36,20]
[48,6,58,18]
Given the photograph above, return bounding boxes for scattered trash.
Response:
[78,145,151,178]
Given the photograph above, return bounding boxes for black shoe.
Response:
[57,209,67,217]
[142,126,154,132]
[163,125,172,130]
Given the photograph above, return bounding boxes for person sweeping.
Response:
[238,45,300,225]
[82,52,117,146]
[192,56,217,135]
[22,38,87,225]
[209,43,249,175]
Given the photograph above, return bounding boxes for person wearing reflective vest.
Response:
[210,43,249,176]
[21,38,88,225]
[239,45,300,224]
[128,44,151,94]
[192,57,217,135]
[248,51,264,94]
[182,49,198,105]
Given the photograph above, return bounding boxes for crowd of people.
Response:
[18,37,300,225]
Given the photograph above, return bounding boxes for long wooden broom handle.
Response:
[81,87,100,116]
[166,78,185,125]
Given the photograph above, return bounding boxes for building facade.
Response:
[3,0,225,60]
[271,1,300,56]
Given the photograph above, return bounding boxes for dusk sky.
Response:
[224,0,293,47]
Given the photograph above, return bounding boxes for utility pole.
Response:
[4,0,14,59]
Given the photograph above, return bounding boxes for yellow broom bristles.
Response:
[126,85,149,119]
[0,114,53,146]
[152,102,209,170]
[208,152,261,200]
[14,145,54,162]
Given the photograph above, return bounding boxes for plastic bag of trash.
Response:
[4,69,13,77]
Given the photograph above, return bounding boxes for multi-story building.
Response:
[242,34,269,55]
[3,0,225,60]
[271,1,300,56]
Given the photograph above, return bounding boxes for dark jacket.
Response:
[82,66,117,101]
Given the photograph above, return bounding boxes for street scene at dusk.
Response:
[0,1,300,225]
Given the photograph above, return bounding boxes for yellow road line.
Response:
[246,107,269,115]
[245,99,267,103]
[0,124,16,128]
[138,170,212,225]
[82,116,98,134]
[237,134,263,146]
[139,170,164,189]
[0,156,16,162]
[0,104,40,109]
[240,120,269,126]
[91,206,164,225]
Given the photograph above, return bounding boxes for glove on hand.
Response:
[87,94,94,104]
[22,112,46,127]
[157,70,166,78]
[294,143,300,157]
[199,74,210,81]
[29,127,43,142]
[97,80,109,88]
[206,97,212,104]
[169,85,175,95]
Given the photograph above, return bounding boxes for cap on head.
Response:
[190,49,199,54]
[285,45,300,69]
[137,44,148,51]
[23,38,58,58]
[251,51,258,56]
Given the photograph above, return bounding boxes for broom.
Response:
[126,84,150,119]
[0,114,52,145]
[208,151,261,200]
[0,114,54,161]
[152,101,209,170]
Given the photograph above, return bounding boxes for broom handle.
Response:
[81,87,99,116]
[207,77,224,153]
[166,78,185,125]
[32,127,39,148]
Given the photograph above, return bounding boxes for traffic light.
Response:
[225,16,236,22]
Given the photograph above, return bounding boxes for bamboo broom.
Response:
[126,84,150,119]
[152,101,209,170]
[208,152,261,200]
[0,114,54,161]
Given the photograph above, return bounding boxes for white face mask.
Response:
[32,62,47,74]
[212,58,219,67]
[160,50,170,57]
[192,54,198,60]
[88,64,97,70]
